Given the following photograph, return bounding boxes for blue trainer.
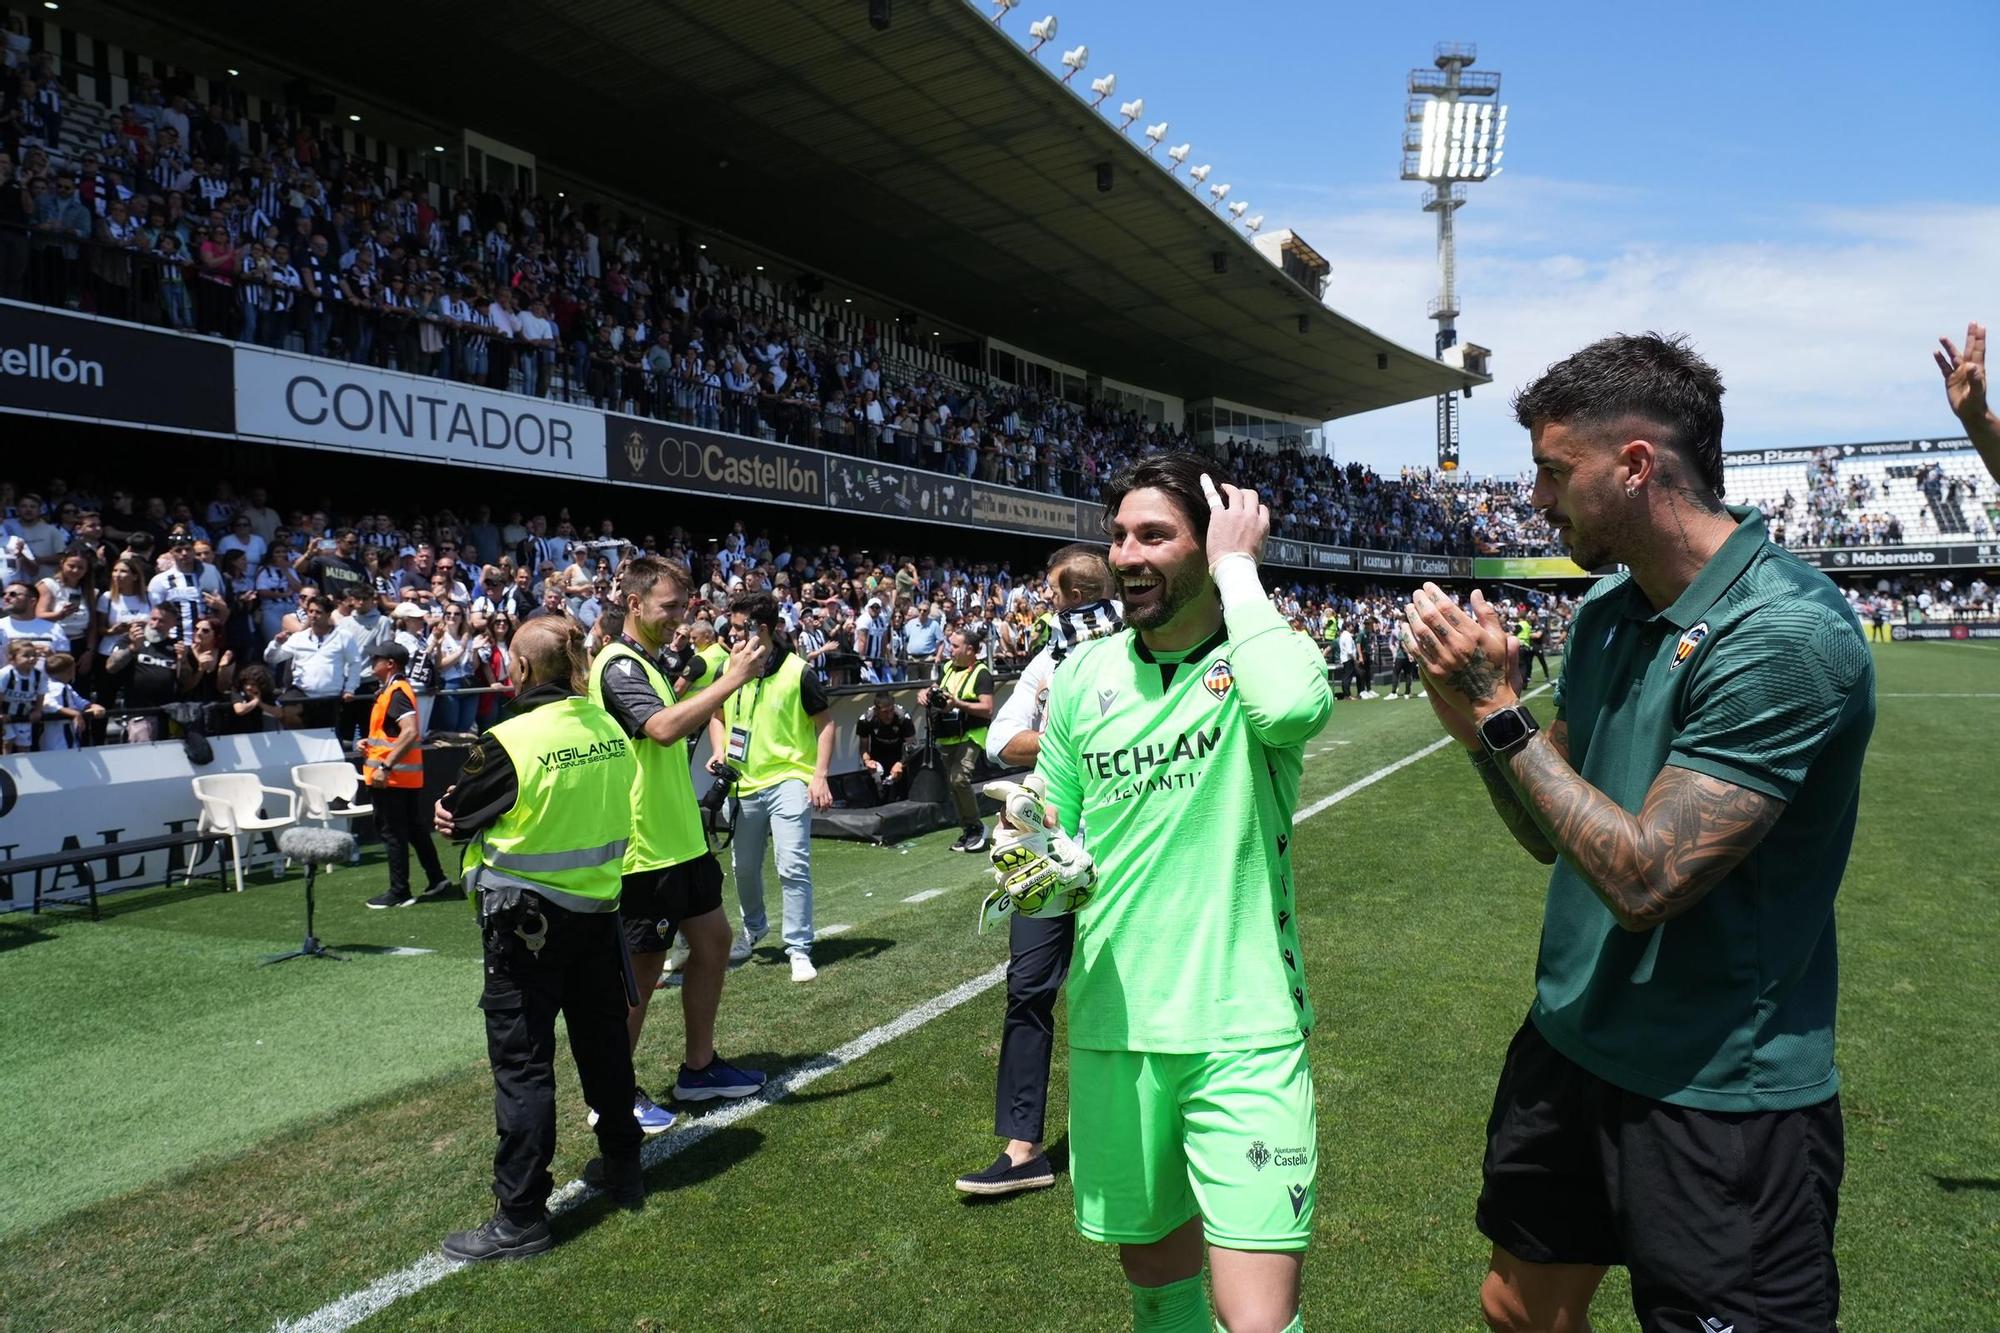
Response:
[631,1090,677,1134]
[588,1090,677,1135]
[672,1055,768,1102]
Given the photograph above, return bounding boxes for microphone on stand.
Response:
[266,827,358,965]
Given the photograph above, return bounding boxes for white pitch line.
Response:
[1292,682,1553,826]
[902,888,947,904]
[1878,691,2000,698]
[272,710,1482,1333]
[272,962,1009,1333]
[817,922,854,936]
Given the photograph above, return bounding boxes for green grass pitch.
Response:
[0,641,1994,1330]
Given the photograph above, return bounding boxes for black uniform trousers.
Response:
[480,894,643,1223]
[993,909,1077,1144]
[374,785,446,898]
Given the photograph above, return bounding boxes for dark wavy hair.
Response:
[1511,332,1726,496]
[1099,451,1213,542]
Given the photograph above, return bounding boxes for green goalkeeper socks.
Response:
[1130,1275,1209,1332]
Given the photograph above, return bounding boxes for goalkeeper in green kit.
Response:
[982,453,1333,1333]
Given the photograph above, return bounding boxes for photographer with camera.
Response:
[856,691,917,802]
[919,628,995,853]
[587,556,774,1127]
[708,591,836,983]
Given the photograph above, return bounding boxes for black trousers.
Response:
[1526,648,1551,680]
[375,785,445,897]
[480,896,642,1222]
[993,910,1076,1144]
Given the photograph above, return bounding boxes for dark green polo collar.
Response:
[1624,504,1767,629]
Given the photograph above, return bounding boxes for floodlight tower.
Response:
[1401,42,1505,471]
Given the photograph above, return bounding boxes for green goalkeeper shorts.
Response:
[1069,1041,1316,1252]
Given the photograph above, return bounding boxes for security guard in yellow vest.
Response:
[433,619,644,1263]
[589,557,769,1125]
[706,591,835,983]
[919,626,996,852]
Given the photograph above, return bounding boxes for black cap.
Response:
[370,642,410,666]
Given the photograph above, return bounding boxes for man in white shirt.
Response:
[486,289,521,391]
[1,493,65,578]
[264,593,363,708]
[516,298,558,397]
[1333,624,1358,701]
[1,579,71,656]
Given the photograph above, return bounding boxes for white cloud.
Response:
[1290,181,2000,477]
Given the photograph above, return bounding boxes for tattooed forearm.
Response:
[1471,751,1557,863]
[1497,733,1785,930]
[1446,646,1505,708]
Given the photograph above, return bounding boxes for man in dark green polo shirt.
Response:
[1403,333,1874,1333]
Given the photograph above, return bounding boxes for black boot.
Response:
[584,1155,646,1209]
[441,1211,554,1262]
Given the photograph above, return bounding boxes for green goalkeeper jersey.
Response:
[1036,599,1334,1053]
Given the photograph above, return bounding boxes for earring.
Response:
[1626,485,1639,497]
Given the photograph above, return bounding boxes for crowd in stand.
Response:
[1,39,1555,560]
[1759,449,1995,547]
[0,471,1575,753]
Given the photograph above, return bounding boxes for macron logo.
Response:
[1699,1319,1735,1333]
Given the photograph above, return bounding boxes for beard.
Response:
[1120,558,1209,631]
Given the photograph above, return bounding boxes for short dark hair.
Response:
[1100,451,1212,543]
[618,554,691,607]
[1511,332,1726,496]
[729,590,781,631]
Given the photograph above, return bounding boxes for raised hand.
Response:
[1935,322,1988,427]
[1400,584,1519,724]
[1199,474,1268,568]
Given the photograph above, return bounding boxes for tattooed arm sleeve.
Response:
[1496,736,1785,930]
[1471,719,1564,864]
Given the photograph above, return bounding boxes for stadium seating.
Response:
[0,35,1550,560]
[1727,448,1995,547]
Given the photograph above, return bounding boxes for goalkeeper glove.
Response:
[977,776,1096,933]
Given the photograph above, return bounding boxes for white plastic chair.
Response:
[187,774,298,894]
[291,762,373,866]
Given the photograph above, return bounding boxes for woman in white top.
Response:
[430,603,474,735]
[37,547,95,650]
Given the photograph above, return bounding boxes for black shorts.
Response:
[618,853,725,956]
[1477,1018,1843,1333]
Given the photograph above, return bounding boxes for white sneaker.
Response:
[1362,690,1377,699]
[789,952,817,983]
[728,926,766,964]
[1416,688,1427,698]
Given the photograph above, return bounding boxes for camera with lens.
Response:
[926,690,968,741]
[699,762,740,837]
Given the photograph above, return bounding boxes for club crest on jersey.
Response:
[1671,622,1710,671]
[1202,658,1234,701]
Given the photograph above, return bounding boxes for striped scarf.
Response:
[1044,598,1123,663]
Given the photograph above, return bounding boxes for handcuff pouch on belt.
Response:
[472,869,548,956]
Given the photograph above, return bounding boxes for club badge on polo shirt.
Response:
[1670,622,1710,671]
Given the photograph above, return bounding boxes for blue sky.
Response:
[991,0,2000,476]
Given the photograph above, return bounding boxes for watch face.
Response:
[1481,707,1531,751]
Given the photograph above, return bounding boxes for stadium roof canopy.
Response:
[111,0,1484,420]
